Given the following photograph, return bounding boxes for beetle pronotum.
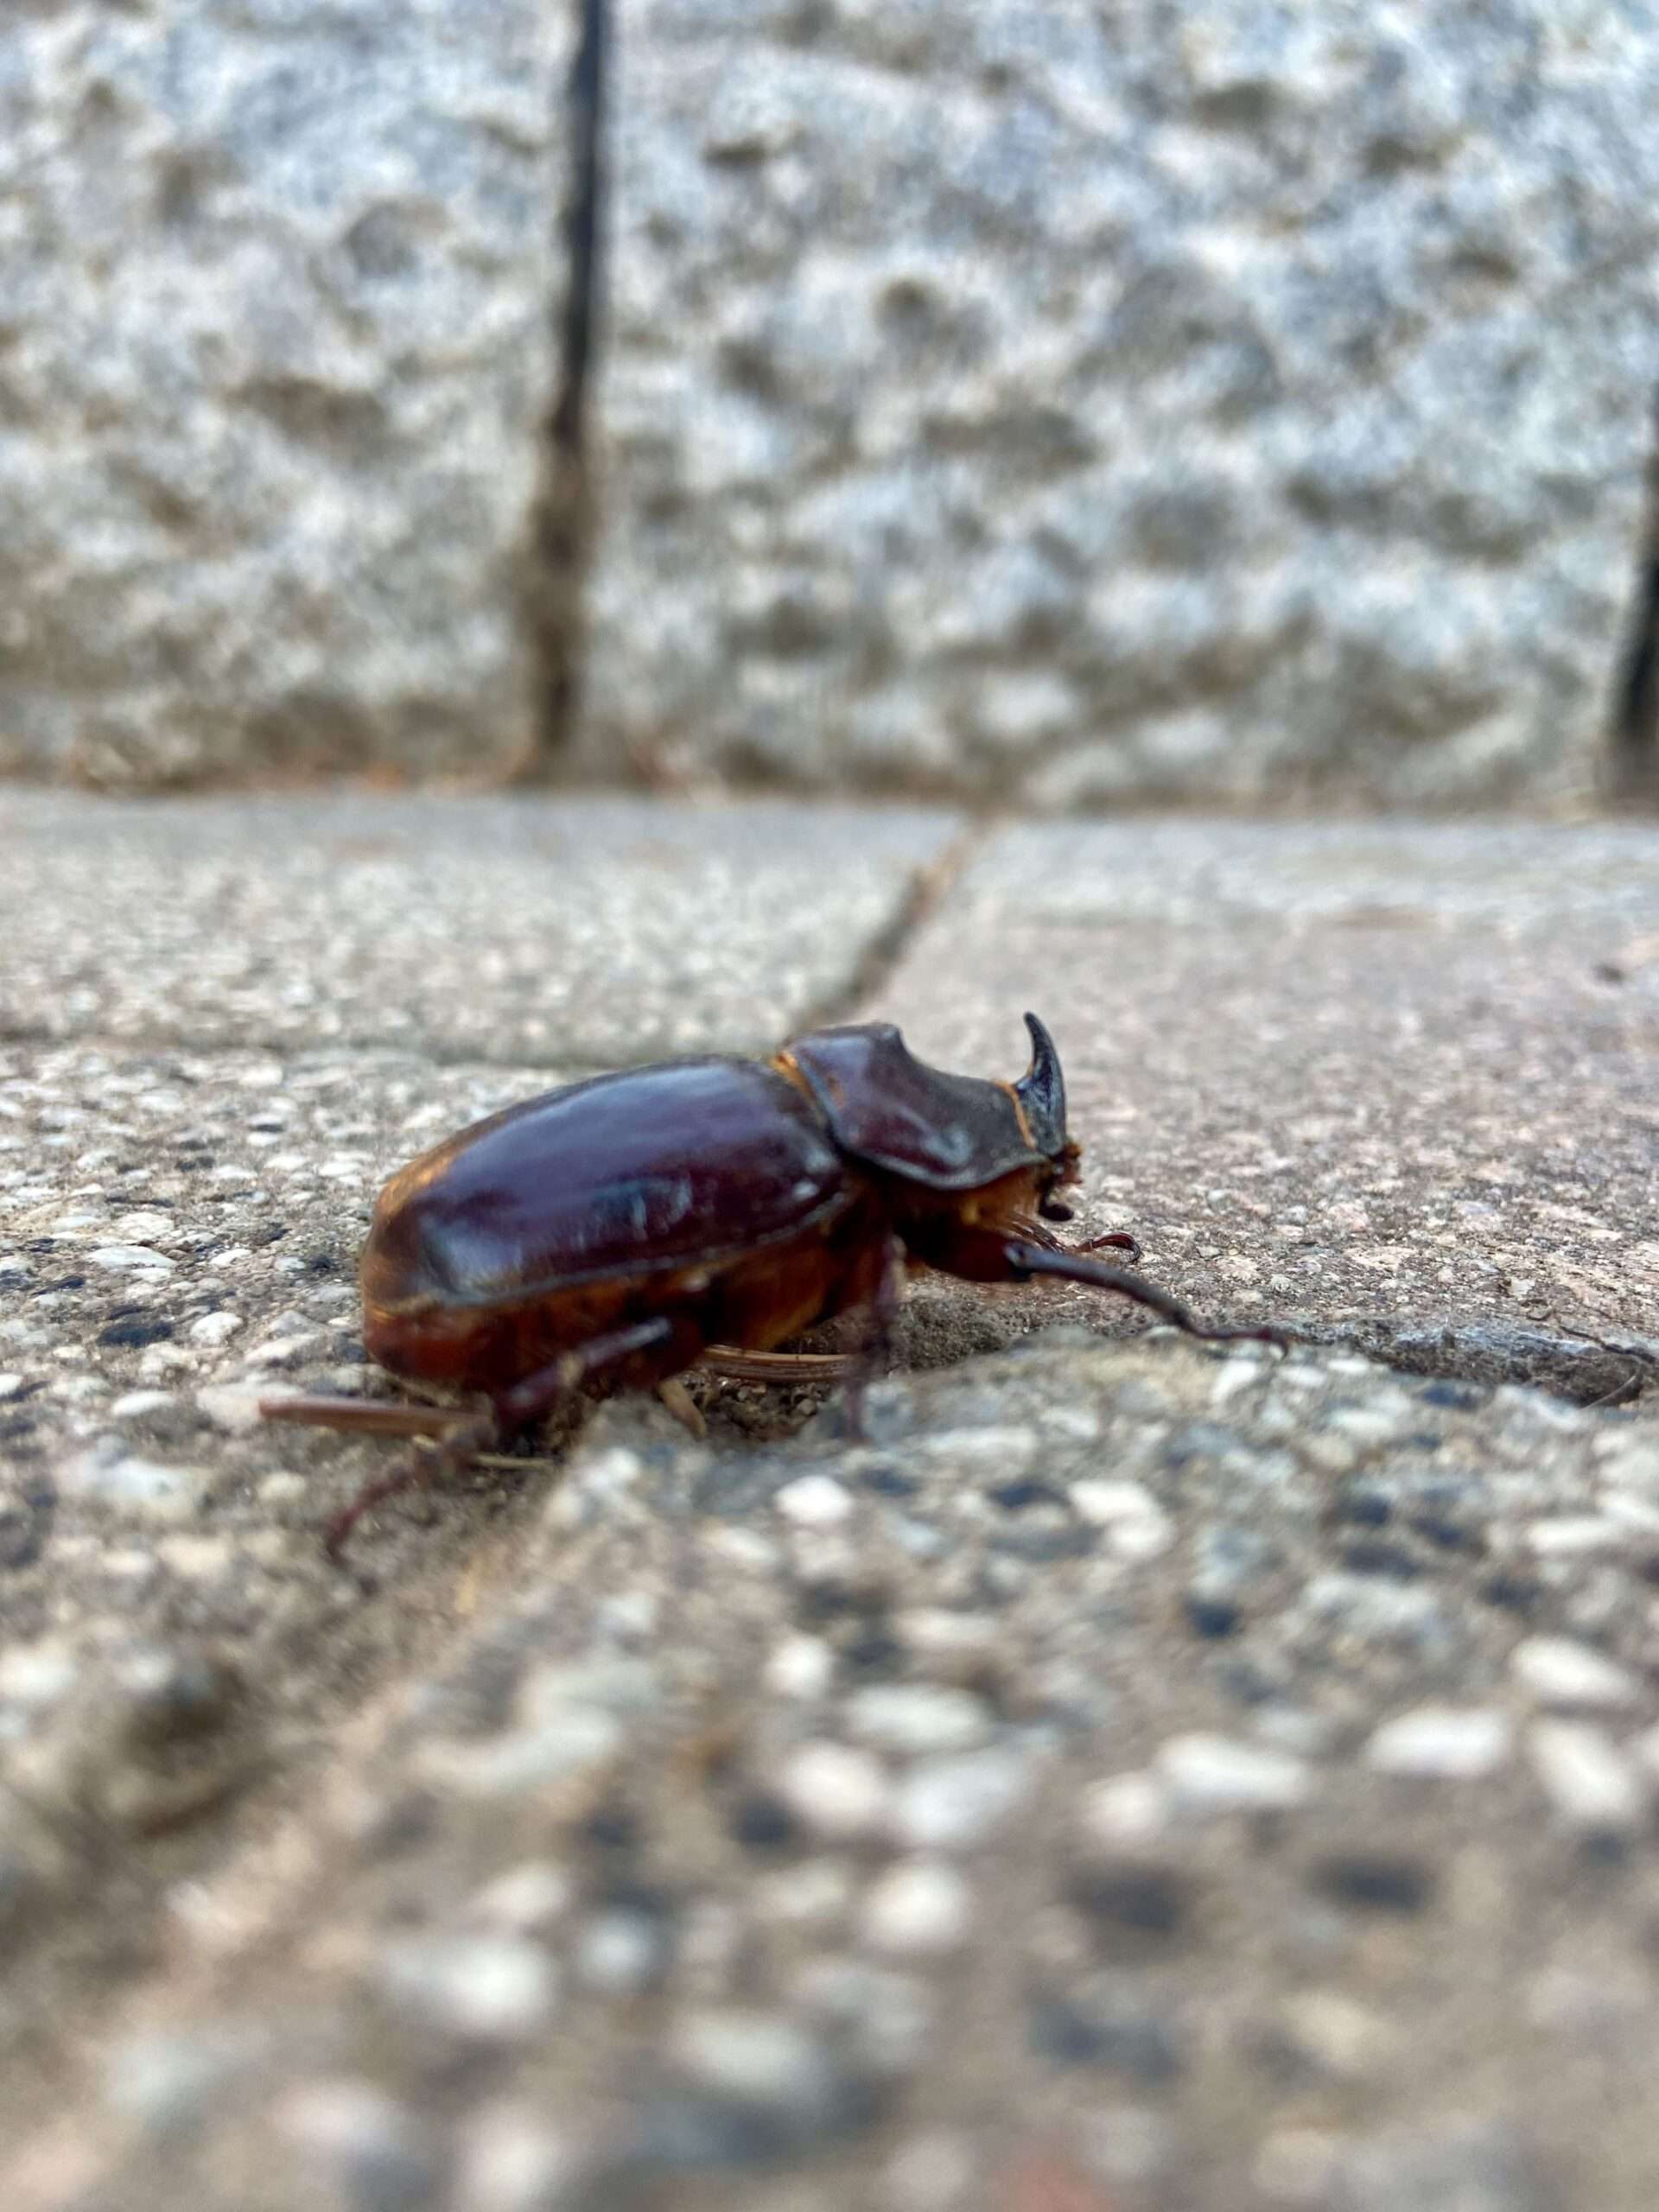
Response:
[264,1015,1285,1552]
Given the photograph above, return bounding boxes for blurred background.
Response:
[4,0,1657,811]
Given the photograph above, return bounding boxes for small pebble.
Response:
[766,1636,835,1699]
[893,1751,1031,1851]
[1510,1637,1638,1710]
[1157,1733,1309,1813]
[1525,1516,1626,1556]
[88,1245,174,1273]
[1079,1772,1169,1848]
[0,1375,24,1402]
[1366,1706,1513,1778]
[575,1909,671,1995]
[756,1859,855,1927]
[188,1311,243,1347]
[880,2127,976,2211]
[860,1859,971,1955]
[453,2104,578,2212]
[465,1862,573,1935]
[276,2080,435,2202]
[1529,1721,1646,1832]
[670,2008,838,2107]
[777,1741,892,1840]
[110,1389,177,1421]
[775,1474,855,1527]
[198,1382,289,1433]
[845,1685,993,1756]
[59,1446,207,1520]
[378,1935,559,2040]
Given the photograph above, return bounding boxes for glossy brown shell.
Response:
[785,1023,1046,1190]
[361,1057,849,1318]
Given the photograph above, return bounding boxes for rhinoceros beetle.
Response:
[264,1015,1284,1553]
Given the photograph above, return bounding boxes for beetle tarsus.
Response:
[1001,1239,1287,1352]
[1076,1228,1142,1262]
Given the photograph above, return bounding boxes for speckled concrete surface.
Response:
[2,798,1657,2212]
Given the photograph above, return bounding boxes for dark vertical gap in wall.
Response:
[522,0,608,783]
[1611,385,1659,805]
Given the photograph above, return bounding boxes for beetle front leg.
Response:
[1000,1238,1287,1352]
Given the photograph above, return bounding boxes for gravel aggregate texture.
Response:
[1,795,1656,2210]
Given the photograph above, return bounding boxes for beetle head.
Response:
[1014,1013,1079,1204]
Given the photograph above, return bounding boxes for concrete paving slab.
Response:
[0,790,959,1062]
[7,1338,1659,2211]
[872,818,1659,1398]
[1,800,1657,2212]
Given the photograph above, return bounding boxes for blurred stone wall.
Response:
[3,1,1658,800]
[0,0,567,784]
[577,0,1659,804]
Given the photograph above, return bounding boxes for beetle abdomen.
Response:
[362,1058,847,1318]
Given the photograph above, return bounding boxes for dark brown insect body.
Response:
[265,1017,1282,1551]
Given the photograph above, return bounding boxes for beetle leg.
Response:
[842,1237,906,1440]
[658,1376,708,1438]
[1075,1229,1142,1262]
[699,1348,862,1383]
[323,1315,679,1558]
[1001,1239,1288,1352]
[260,1395,477,1439]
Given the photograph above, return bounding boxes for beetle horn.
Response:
[1014,1011,1067,1151]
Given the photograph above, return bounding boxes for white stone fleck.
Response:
[59,1448,207,1519]
[1157,1733,1310,1813]
[257,1472,308,1507]
[198,1382,291,1433]
[0,1374,24,1401]
[464,1863,573,1936]
[671,2010,827,2103]
[774,1473,855,1528]
[893,1751,1031,1851]
[1069,1478,1160,1524]
[1366,1706,1513,1779]
[0,1640,78,1706]
[1511,1636,1639,1710]
[1525,1516,1629,1556]
[880,2129,977,2212]
[845,1685,993,1756]
[707,1525,780,1572]
[156,1535,233,1579]
[777,1741,891,1840]
[88,1244,175,1273]
[378,1936,558,2040]
[242,1331,321,1369]
[859,1859,971,1955]
[415,1713,622,1800]
[575,1910,668,1995]
[1596,1437,1659,1492]
[765,1636,834,1700]
[1078,1771,1170,1847]
[1529,1721,1646,1831]
[911,1426,1039,1474]
[110,1389,176,1421]
[188,1311,244,1347]
[111,1210,175,1243]
[452,2104,577,2212]
[1038,1405,1102,1442]
[755,1859,855,1927]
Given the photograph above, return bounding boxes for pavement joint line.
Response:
[795,818,991,1033]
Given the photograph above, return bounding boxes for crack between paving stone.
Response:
[791,819,988,1031]
[1298,1313,1659,1408]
